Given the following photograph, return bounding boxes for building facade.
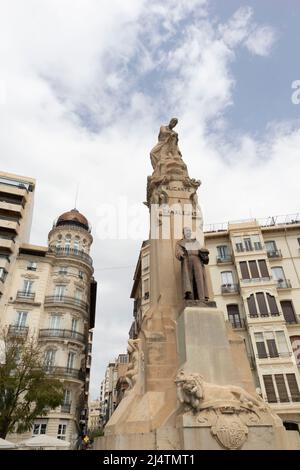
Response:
[99,354,129,427]
[1,207,97,447]
[204,215,300,432]
[0,171,35,310]
[87,399,101,432]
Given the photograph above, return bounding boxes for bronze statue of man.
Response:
[175,227,210,301]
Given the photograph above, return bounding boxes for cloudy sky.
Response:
[0,0,299,398]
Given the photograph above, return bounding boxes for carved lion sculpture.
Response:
[175,370,267,412]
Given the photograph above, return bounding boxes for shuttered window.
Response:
[266,339,279,358]
[275,375,289,402]
[247,294,258,316]
[240,261,250,279]
[258,259,269,278]
[254,333,267,358]
[263,375,277,403]
[286,374,300,402]
[280,301,297,324]
[267,294,279,315]
[249,261,259,278]
[227,304,242,328]
[256,292,269,316]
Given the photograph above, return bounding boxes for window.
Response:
[264,332,279,358]
[27,261,37,271]
[33,421,47,436]
[63,389,71,405]
[271,266,285,282]
[75,289,81,304]
[67,352,75,370]
[23,280,33,294]
[54,285,65,300]
[244,238,253,252]
[59,267,68,275]
[280,300,297,324]
[217,245,230,259]
[275,375,289,402]
[263,375,277,403]
[247,292,279,318]
[290,336,300,365]
[74,237,80,254]
[44,349,56,368]
[142,254,150,271]
[57,423,67,440]
[221,271,234,286]
[249,261,260,278]
[240,262,250,280]
[265,240,277,253]
[65,235,71,253]
[226,304,242,328]
[143,278,150,300]
[236,242,244,252]
[254,333,268,358]
[258,260,269,278]
[16,311,27,327]
[256,292,269,316]
[247,294,258,317]
[263,374,300,403]
[78,270,84,280]
[71,318,78,332]
[266,293,279,315]
[49,315,60,330]
[275,331,289,356]
[286,374,300,402]
[297,238,300,247]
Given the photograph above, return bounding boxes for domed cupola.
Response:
[55,208,90,232]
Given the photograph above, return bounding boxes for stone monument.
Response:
[96,119,290,450]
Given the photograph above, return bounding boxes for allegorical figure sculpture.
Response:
[175,227,209,301]
[150,117,182,169]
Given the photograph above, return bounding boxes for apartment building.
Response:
[204,214,300,431]
[2,207,97,447]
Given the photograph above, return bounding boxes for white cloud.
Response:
[0,1,296,399]
[246,25,277,56]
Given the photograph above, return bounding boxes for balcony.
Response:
[221,283,239,294]
[8,325,29,338]
[217,255,232,264]
[61,403,72,413]
[277,279,292,290]
[267,249,282,259]
[229,318,246,329]
[256,352,293,360]
[44,366,85,381]
[44,296,88,312]
[16,291,35,302]
[49,246,92,266]
[241,276,272,284]
[39,328,86,344]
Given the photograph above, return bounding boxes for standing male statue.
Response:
[175,227,210,301]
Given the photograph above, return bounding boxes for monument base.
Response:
[94,306,292,450]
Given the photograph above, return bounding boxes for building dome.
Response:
[55,209,90,231]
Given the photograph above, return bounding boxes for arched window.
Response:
[226,304,242,328]
[74,236,80,254]
[290,336,300,365]
[247,292,279,317]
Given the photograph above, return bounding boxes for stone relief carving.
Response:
[125,339,144,391]
[175,370,271,450]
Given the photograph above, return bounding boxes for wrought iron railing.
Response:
[48,246,92,265]
[221,283,239,294]
[39,328,86,343]
[43,366,85,381]
[44,296,88,312]
[16,291,35,301]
